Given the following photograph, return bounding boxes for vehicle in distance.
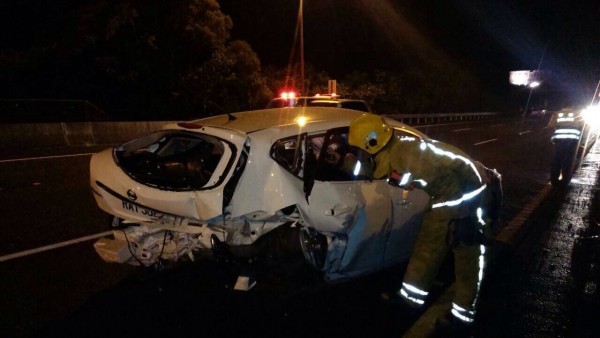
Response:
[90,107,497,283]
[266,94,372,113]
[527,109,547,118]
[549,107,599,185]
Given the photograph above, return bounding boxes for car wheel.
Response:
[299,227,328,270]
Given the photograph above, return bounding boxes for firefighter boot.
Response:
[435,311,474,336]
[380,291,424,318]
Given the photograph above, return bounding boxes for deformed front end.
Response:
[89,124,294,267]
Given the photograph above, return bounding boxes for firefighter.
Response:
[348,113,500,332]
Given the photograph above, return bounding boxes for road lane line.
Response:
[519,131,532,135]
[453,128,471,132]
[495,183,553,244]
[474,138,498,146]
[0,231,112,262]
[0,152,95,164]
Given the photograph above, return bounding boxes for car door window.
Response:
[309,127,374,182]
[271,128,375,183]
[270,133,307,177]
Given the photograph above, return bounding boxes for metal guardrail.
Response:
[385,112,499,125]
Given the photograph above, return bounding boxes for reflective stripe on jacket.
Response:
[374,133,484,205]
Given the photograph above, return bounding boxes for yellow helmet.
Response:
[349,113,393,154]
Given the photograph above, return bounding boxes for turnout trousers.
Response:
[398,201,488,323]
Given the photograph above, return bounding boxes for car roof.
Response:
[184,107,365,133]
[166,107,428,139]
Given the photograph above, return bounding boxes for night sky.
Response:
[1,1,599,104]
[219,0,600,99]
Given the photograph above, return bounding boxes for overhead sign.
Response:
[509,70,532,86]
[510,70,547,86]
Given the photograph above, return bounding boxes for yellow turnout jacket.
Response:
[373,132,485,207]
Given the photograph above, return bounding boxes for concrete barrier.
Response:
[0,123,66,148]
[85,121,173,146]
[0,112,501,151]
[0,121,175,150]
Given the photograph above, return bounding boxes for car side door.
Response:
[297,127,395,279]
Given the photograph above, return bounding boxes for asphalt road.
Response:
[2,115,598,337]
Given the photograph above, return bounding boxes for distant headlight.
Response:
[582,105,600,129]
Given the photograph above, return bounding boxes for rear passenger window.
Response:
[271,134,306,176]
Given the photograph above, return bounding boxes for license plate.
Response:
[121,200,162,218]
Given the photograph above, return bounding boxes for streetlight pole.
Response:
[299,0,305,95]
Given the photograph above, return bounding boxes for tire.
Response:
[298,227,328,270]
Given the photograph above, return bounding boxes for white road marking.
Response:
[453,128,471,132]
[0,152,95,164]
[495,183,553,244]
[474,138,498,146]
[0,231,113,262]
[519,131,532,135]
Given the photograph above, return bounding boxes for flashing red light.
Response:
[280,91,297,99]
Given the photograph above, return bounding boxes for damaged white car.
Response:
[91,107,441,282]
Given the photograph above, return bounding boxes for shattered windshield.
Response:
[115,131,225,190]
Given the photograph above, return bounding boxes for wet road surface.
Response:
[2,117,599,337]
[474,138,600,337]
